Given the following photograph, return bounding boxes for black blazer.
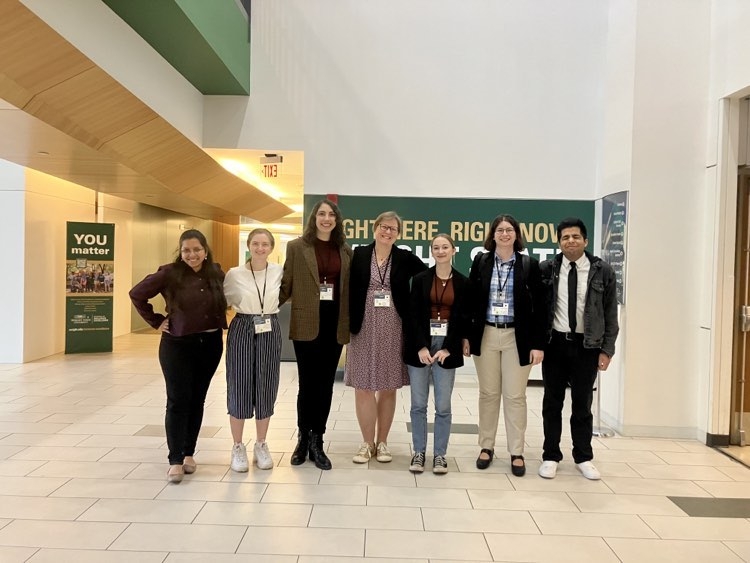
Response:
[349,242,427,335]
[403,267,469,369]
[466,250,546,365]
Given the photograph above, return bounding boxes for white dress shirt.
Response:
[552,254,590,334]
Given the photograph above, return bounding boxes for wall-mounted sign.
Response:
[305,195,595,274]
[601,191,627,305]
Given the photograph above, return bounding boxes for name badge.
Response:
[253,315,272,333]
[430,319,448,336]
[374,291,391,307]
[319,283,334,301]
[491,302,509,316]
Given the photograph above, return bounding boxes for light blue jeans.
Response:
[407,336,456,456]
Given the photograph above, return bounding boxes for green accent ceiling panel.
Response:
[102,0,250,95]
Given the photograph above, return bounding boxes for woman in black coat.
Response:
[464,214,546,477]
[345,211,426,464]
[403,234,468,474]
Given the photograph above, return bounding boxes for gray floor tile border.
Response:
[668,496,750,518]
[405,423,478,435]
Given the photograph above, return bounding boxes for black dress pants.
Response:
[541,332,599,464]
[292,301,342,435]
[159,330,223,464]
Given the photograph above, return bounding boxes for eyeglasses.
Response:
[378,224,399,234]
[495,228,515,235]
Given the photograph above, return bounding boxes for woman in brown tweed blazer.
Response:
[279,198,352,470]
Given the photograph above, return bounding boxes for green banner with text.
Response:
[305,195,594,275]
[65,222,115,353]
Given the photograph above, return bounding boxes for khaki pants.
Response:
[473,326,531,455]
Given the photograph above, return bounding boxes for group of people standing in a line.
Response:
[129,200,618,484]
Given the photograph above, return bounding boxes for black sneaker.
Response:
[409,452,425,473]
[433,455,448,474]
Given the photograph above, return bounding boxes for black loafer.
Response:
[476,448,494,470]
[510,454,526,477]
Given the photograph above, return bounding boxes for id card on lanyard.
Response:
[319,283,334,301]
[374,291,391,307]
[493,257,514,319]
[374,252,392,307]
[250,266,272,332]
[431,272,452,336]
[430,319,448,336]
[253,315,272,333]
[491,301,509,316]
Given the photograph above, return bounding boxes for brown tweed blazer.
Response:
[279,237,352,344]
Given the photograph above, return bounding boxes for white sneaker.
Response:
[353,442,374,464]
[253,441,274,470]
[230,442,249,472]
[376,442,392,463]
[538,460,558,479]
[576,461,601,480]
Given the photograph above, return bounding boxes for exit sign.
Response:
[261,163,281,178]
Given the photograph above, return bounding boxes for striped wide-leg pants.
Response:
[226,313,282,420]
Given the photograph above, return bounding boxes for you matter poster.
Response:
[65,222,115,353]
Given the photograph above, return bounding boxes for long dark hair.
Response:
[302,199,346,246]
[483,214,525,253]
[168,229,227,314]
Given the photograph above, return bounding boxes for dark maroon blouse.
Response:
[314,238,341,297]
[129,262,227,337]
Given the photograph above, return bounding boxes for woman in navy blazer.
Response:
[403,234,469,474]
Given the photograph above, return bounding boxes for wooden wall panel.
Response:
[212,221,240,271]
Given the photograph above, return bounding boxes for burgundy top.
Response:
[129,262,227,337]
[314,238,341,298]
[430,277,454,321]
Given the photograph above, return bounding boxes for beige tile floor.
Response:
[0,333,747,561]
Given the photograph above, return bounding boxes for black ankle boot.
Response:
[308,432,332,470]
[290,430,310,466]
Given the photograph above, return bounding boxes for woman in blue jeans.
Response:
[403,234,469,474]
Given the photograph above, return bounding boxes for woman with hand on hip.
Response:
[404,234,469,474]
[465,214,545,477]
[224,229,283,472]
[129,229,227,483]
[346,211,427,464]
[280,199,352,470]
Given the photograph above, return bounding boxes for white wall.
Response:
[0,160,26,363]
[622,0,711,438]
[204,0,609,200]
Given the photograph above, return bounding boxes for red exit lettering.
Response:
[262,164,278,178]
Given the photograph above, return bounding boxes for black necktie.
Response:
[568,262,577,333]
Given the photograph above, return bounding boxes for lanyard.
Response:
[250,265,268,315]
[494,256,515,296]
[431,272,452,320]
[375,252,392,288]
